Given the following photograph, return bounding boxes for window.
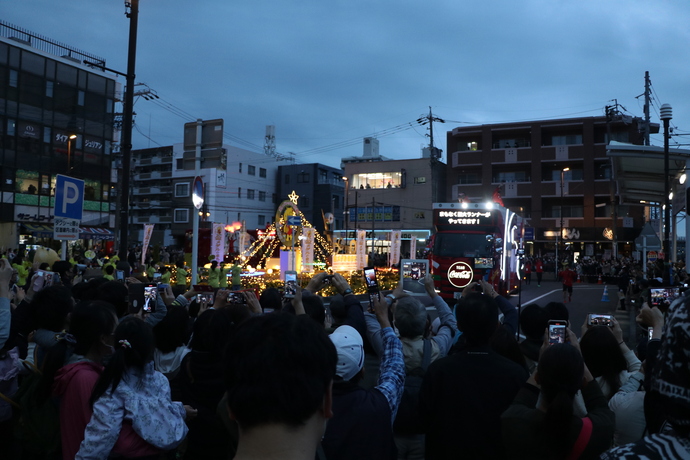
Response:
[238,187,241,198]
[46,81,54,98]
[332,195,340,209]
[77,90,85,106]
[174,183,189,197]
[247,189,255,199]
[319,169,328,183]
[551,134,583,145]
[9,70,18,87]
[248,165,256,176]
[297,172,310,183]
[258,215,266,226]
[174,208,189,223]
[239,163,242,173]
[353,172,402,189]
[176,159,184,170]
[456,173,481,185]
[284,174,290,184]
[259,191,266,201]
[43,127,51,144]
[300,196,310,208]
[414,177,426,184]
[259,168,267,178]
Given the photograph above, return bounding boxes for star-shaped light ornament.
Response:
[288,191,299,204]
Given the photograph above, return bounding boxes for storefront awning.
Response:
[20,224,114,240]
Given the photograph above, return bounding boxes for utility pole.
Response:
[118,0,139,260]
[644,71,651,146]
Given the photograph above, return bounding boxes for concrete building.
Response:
[0,21,117,251]
[446,114,658,259]
[276,163,345,235]
[339,138,447,258]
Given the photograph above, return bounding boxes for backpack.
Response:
[11,361,61,455]
[393,339,431,435]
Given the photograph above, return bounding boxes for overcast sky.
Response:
[5,0,690,168]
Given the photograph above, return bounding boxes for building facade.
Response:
[446,114,657,259]
[0,21,117,250]
[339,138,447,258]
[276,163,345,235]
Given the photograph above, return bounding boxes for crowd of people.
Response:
[0,246,689,459]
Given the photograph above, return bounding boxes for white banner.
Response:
[211,222,225,263]
[301,227,315,271]
[356,230,367,270]
[410,235,417,259]
[389,230,401,267]
[141,224,154,265]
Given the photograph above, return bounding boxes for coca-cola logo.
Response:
[447,261,473,288]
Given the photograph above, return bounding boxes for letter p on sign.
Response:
[54,175,84,221]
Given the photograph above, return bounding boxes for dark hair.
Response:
[90,316,155,407]
[153,305,191,353]
[52,260,73,277]
[95,281,129,318]
[579,326,627,396]
[31,284,74,332]
[211,260,218,269]
[189,306,249,356]
[327,295,348,325]
[455,293,498,345]
[259,287,282,312]
[537,344,584,458]
[284,294,326,326]
[519,304,549,340]
[40,301,117,402]
[104,265,115,275]
[224,312,337,430]
[394,297,427,338]
[544,302,569,322]
[490,324,527,370]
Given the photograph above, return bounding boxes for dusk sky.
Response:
[5,1,690,168]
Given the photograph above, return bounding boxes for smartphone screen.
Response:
[196,293,214,304]
[588,314,613,327]
[363,267,379,290]
[227,291,246,304]
[116,270,125,282]
[143,284,157,313]
[152,272,161,281]
[284,271,297,299]
[548,321,567,345]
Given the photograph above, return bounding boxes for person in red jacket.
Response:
[558,264,578,303]
[535,258,544,287]
[523,260,532,285]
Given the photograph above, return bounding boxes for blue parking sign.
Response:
[54,175,84,220]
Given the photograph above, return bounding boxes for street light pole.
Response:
[560,167,569,269]
[66,134,77,174]
[660,104,673,279]
[343,176,349,253]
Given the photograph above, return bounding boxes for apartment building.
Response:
[446,114,657,258]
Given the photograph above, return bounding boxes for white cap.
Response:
[329,325,364,381]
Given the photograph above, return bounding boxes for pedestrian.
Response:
[523,259,532,285]
[557,264,577,303]
[535,258,544,287]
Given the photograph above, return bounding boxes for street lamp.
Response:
[660,103,672,273]
[66,133,77,174]
[343,176,349,253]
[559,167,570,269]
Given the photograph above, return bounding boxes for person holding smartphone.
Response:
[502,329,615,459]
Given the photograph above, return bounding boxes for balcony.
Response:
[135,215,173,224]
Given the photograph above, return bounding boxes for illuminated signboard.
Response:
[447,261,473,288]
[436,210,494,226]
